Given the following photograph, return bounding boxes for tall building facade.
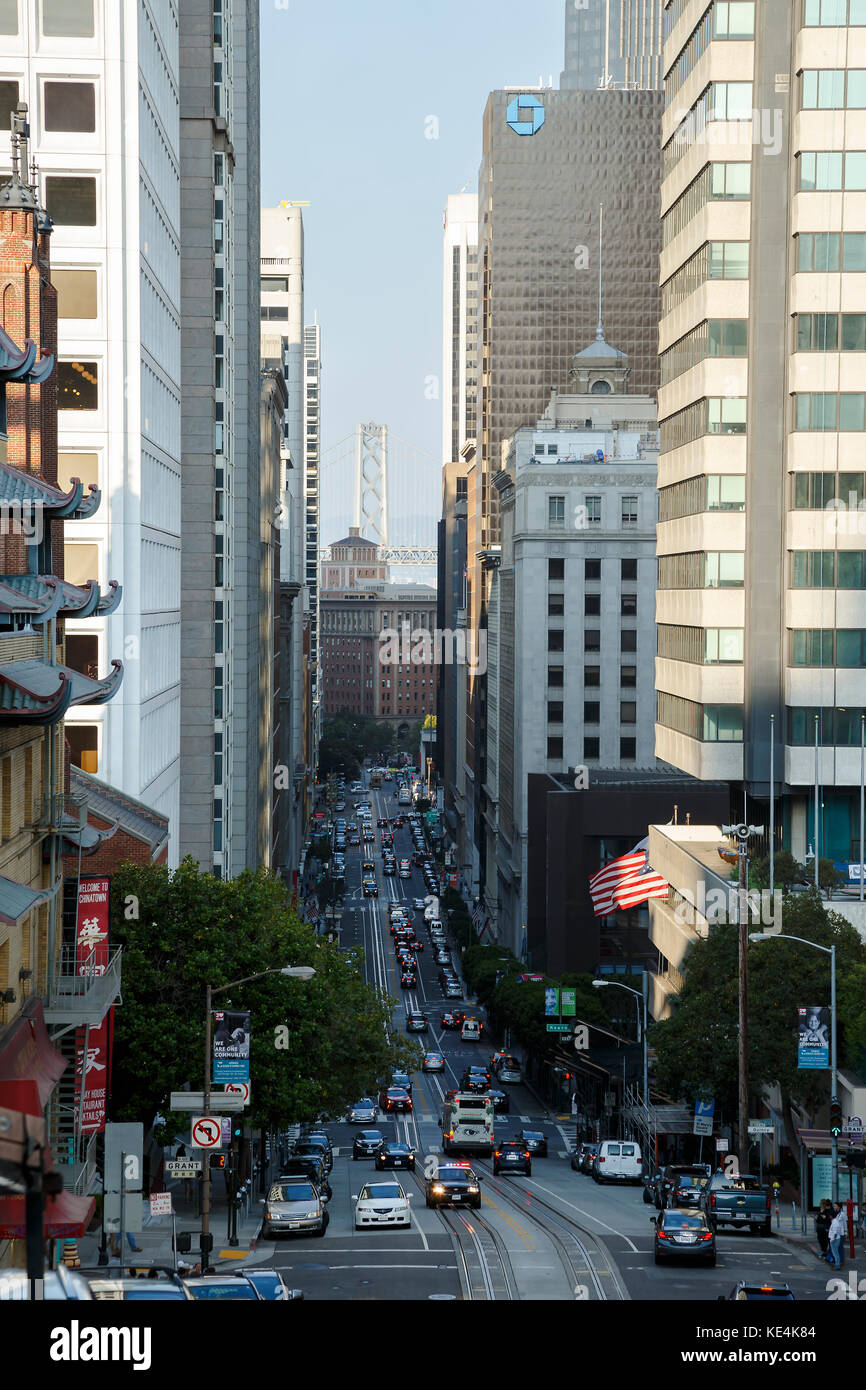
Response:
[442,192,478,466]
[463,82,663,901]
[179,0,262,878]
[655,0,866,864]
[304,319,322,759]
[488,341,659,953]
[561,0,664,91]
[0,0,182,851]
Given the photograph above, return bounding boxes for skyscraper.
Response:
[655,0,866,866]
[304,318,322,765]
[0,0,182,851]
[442,192,479,466]
[561,0,664,92]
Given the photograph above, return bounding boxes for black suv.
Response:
[425,1163,482,1209]
[493,1140,532,1176]
[352,1130,385,1160]
[276,1155,331,1200]
[653,1164,710,1210]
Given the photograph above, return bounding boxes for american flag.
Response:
[589,840,668,917]
[471,905,485,929]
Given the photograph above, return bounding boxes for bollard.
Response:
[791,1202,796,1230]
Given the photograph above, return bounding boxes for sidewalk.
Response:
[767,1203,864,1270]
[78,1173,273,1274]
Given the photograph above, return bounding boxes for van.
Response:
[460,1018,481,1042]
[592,1139,642,1184]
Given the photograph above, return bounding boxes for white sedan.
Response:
[353,1182,412,1230]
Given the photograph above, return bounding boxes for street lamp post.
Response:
[750,931,838,1201]
[200,965,315,1270]
[723,823,763,1174]
[592,978,648,1113]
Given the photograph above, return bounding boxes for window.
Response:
[802,70,866,109]
[709,82,754,121]
[548,665,564,687]
[708,240,750,278]
[547,701,564,724]
[547,737,563,759]
[0,80,19,135]
[58,452,98,492]
[620,594,637,617]
[548,558,565,581]
[65,633,98,679]
[707,474,746,510]
[66,724,98,774]
[548,594,565,616]
[261,276,289,293]
[547,630,564,652]
[548,495,565,525]
[584,701,600,724]
[705,628,744,662]
[621,629,637,653]
[795,393,866,430]
[621,495,638,527]
[585,496,601,524]
[53,269,97,319]
[44,81,96,133]
[620,701,637,724]
[584,737,600,760]
[799,151,866,190]
[42,0,94,35]
[710,161,751,199]
[836,630,866,665]
[792,471,866,508]
[57,361,98,411]
[64,543,98,586]
[584,630,600,652]
[804,0,866,22]
[45,176,97,226]
[617,559,636,583]
[584,666,600,687]
[584,594,600,616]
[703,705,744,740]
[704,552,745,587]
[621,666,637,688]
[0,0,17,35]
[620,737,636,760]
[547,444,558,455]
[795,312,866,351]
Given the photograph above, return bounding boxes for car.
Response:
[578,1142,599,1174]
[425,1162,482,1209]
[719,1283,796,1301]
[488,1088,510,1114]
[516,1129,548,1157]
[383,862,396,876]
[0,1266,94,1300]
[377,817,387,827]
[444,982,463,999]
[348,833,360,845]
[434,950,452,966]
[493,1141,532,1176]
[380,1087,413,1113]
[400,971,417,989]
[362,878,378,897]
[183,1276,265,1300]
[263,1179,329,1239]
[422,1051,445,1072]
[275,1157,331,1200]
[353,1129,385,1159]
[461,1068,490,1092]
[653,1208,716,1266]
[353,1181,412,1230]
[375,1141,416,1171]
[438,968,457,988]
[391,1070,412,1093]
[413,898,426,911]
[654,1164,710,1210]
[441,1011,463,1030]
[292,1137,333,1172]
[460,1018,482,1041]
[489,1051,508,1073]
[408,936,423,952]
[497,1057,523,1084]
[406,1012,428,1032]
[87,1276,195,1301]
[348,1098,378,1125]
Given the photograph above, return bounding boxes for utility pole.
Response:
[722,822,763,1173]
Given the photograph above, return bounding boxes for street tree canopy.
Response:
[109,858,420,1137]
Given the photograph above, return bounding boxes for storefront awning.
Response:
[0,999,67,1111]
[0,1189,95,1239]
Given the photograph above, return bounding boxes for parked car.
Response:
[184,1276,265,1299]
[653,1208,716,1265]
[497,1057,523,1084]
[276,1156,331,1200]
[592,1140,642,1184]
[263,1179,329,1239]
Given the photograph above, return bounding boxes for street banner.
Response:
[544,987,559,1017]
[560,988,576,1017]
[75,877,110,975]
[797,1006,830,1069]
[213,1009,251,1084]
[73,1016,109,1133]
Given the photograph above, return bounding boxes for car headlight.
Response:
[468,1186,479,1193]
[431,1185,445,1194]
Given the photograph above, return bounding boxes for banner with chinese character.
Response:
[74,1017,109,1133]
[76,877,110,975]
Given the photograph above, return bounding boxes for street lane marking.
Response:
[516,1177,640,1253]
[481,1193,534,1250]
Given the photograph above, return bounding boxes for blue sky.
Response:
[260,0,564,543]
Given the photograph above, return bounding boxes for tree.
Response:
[650,888,866,1174]
[751,850,804,892]
[109,858,420,1136]
[817,858,844,899]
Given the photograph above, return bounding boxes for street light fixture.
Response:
[592,977,649,1114]
[201,964,315,1265]
[750,930,838,1200]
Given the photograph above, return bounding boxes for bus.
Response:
[398,788,411,806]
[442,1092,495,1157]
[369,770,382,788]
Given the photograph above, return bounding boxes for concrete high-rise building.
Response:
[655,0,866,867]
[260,203,308,885]
[179,0,262,878]
[442,193,478,465]
[561,0,664,91]
[304,319,322,762]
[462,82,663,900]
[488,336,659,953]
[0,0,182,852]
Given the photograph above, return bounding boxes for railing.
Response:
[44,946,122,1026]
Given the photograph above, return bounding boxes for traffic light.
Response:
[209,1153,226,1169]
[232,1120,243,1142]
[830,1098,843,1138]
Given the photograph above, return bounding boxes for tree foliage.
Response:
[109,858,420,1137]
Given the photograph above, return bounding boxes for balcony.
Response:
[44,945,122,1031]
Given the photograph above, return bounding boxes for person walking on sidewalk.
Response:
[816,1199,833,1259]
[828,1201,847,1267]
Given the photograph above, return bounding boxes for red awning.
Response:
[0,1189,95,1239]
[0,999,67,1112]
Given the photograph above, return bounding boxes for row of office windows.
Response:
[549,736,638,762]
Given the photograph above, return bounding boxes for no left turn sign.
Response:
[191,1116,223,1149]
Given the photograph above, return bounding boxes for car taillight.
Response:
[700,1232,713,1242]
[766,1195,771,1209]
[657,1230,669,1239]
[710,1193,716,1207]
[599,1156,605,1163]
[524,1152,530,1160]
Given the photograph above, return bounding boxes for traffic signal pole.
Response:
[830,943,838,1202]
[202,983,213,1271]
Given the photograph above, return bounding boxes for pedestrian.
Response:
[828,1201,847,1267]
[815,1198,832,1258]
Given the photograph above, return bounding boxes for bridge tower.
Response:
[353,421,389,547]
